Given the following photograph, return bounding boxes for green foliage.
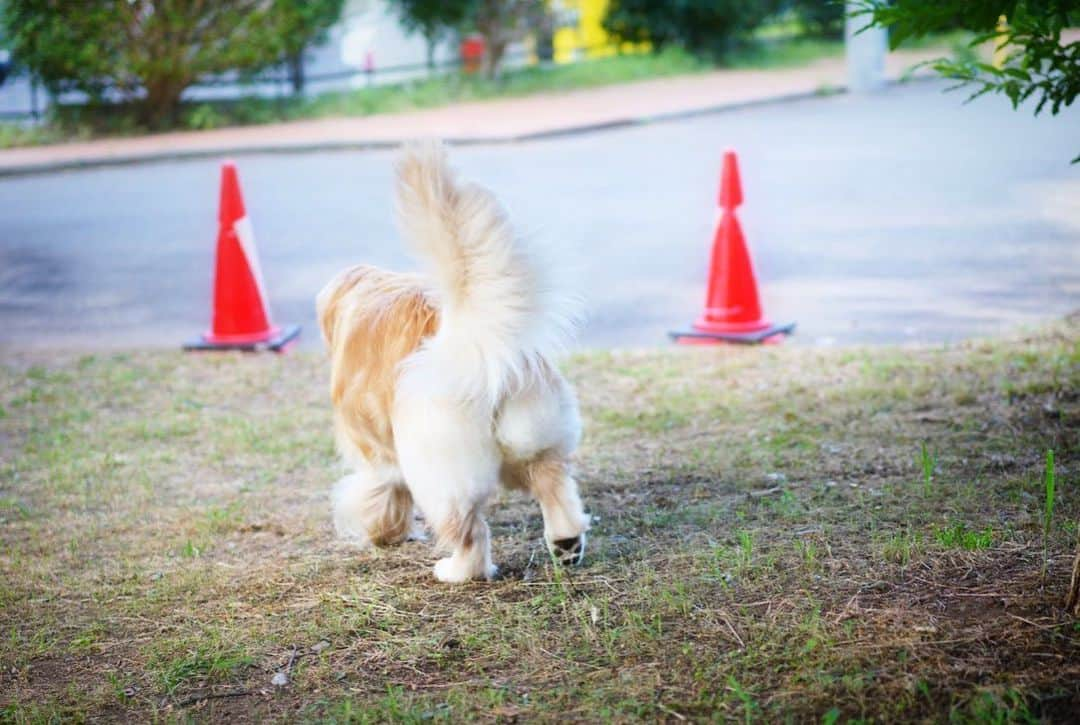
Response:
[855,1,1079,161]
[273,0,344,58]
[184,103,226,131]
[791,0,845,38]
[0,0,341,127]
[389,0,541,78]
[389,0,473,67]
[0,121,68,148]
[604,0,783,60]
[273,0,345,92]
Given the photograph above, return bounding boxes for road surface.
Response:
[1,80,1077,351]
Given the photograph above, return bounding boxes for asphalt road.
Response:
[1,80,1077,351]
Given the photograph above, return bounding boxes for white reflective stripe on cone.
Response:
[232,216,273,322]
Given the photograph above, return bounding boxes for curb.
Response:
[0,78,928,179]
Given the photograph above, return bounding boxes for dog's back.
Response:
[316,265,437,467]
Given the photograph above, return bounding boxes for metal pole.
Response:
[845,1,888,93]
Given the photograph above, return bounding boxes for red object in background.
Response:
[670,150,794,345]
[184,161,299,352]
[461,34,485,74]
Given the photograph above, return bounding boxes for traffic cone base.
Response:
[670,321,795,345]
[185,324,301,352]
[204,326,282,345]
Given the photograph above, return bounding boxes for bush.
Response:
[603,0,783,60]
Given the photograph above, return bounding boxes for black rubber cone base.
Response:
[668,322,795,345]
[184,324,301,352]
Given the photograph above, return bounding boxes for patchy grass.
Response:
[1,320,1078,721]
[0,122,73,150]
[934,521,995,551]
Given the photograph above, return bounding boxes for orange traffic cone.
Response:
[670,150,793,344]
[184,161,300,352]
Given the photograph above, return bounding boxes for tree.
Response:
[470,0,541,79]
[790,0,845,38]
[0,0,344,127]
[854,1,1079,161]
[0,1,12,87]
[391,0,545,80]
[603,0,781,60]
[2,0,285,127]
[274,0,346,95]
[389,0,472,71]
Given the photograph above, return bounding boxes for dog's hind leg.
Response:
[494,371,588,565]
[393,396,501,583]
[332,465,415,547]
[405,482,497,583]
[429,506,496,583]
[504,454,590,566]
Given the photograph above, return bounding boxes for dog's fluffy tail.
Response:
[394,141,577,403]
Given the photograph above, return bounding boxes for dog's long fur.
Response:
[317,142,589,582]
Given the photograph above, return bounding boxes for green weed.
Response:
[884,528,924,565]
[1043,449,1055,578]
[155,646,253,695]
[919,442,936,496]
[934,522,993,551]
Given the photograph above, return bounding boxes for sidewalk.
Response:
[0,52,936,177]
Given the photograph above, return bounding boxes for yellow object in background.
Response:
[550,0,648,64]
[993,14,1009,68]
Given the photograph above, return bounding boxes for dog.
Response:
[316,141,589,583]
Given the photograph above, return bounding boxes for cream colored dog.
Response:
[316,142,589,583]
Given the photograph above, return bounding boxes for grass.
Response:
[934,521,995,551]
[161,45,711,135]
[0,122,72,150]
[0,319,1077,721]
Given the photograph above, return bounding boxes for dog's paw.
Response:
[433,556,497,583]
[549,533,586,566]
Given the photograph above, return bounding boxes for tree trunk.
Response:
[141,75,187,129]
[474,0,535,81]
[424,35,436,73]
[485,39,507,80]
[288,52,305,95]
